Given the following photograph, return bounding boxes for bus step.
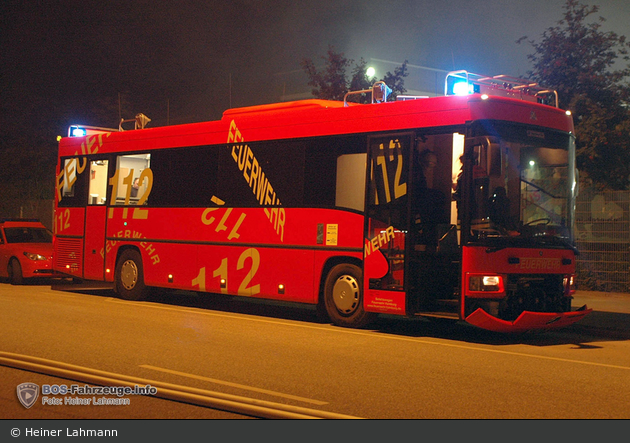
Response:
[435,299,459,310]
[415,312,459,320]
[51,279,115,291]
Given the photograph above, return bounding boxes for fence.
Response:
[575,189,630,293]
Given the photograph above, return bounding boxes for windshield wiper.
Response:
[524,234,579,255]
[520,178,563,199]
[541,235,579,255]
[486,245,507,253]
[484,235,579,255]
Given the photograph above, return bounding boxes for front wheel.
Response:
[9,259,24,285]
[115,249,148,301]
[322,263,375,328]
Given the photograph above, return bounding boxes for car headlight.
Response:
[23,252,47,261]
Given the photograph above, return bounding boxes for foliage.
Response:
[517,0,630,190]
[301,46,408,103]
[0,129,57,223]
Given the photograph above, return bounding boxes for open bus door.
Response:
[363,133,412,316]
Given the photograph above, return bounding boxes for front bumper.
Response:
[20,259,62,279]
[465,305,592,333]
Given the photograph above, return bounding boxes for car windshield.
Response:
[4,227,53,243]
[466,125,576,249]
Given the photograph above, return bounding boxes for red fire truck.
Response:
[53,71,591,333]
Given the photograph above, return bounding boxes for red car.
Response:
[0,219,57,285]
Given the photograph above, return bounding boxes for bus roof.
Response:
[59,89,573,157]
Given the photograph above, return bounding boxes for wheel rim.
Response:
[120,260,139,290]
[332,274,360,314]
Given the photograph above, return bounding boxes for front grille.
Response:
[500,274,568,320]
[54,238,83,274]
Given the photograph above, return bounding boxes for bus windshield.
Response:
[466,125,576,249]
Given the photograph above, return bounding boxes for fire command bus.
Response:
[53,70,591,333]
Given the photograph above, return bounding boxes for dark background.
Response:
[1,0,629,226]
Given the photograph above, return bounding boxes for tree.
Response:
[517,0,630,190]
[301,46,408,103]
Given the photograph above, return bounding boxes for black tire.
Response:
[9,258,24,285]
[115,249,148,301]
[322,263,375,328]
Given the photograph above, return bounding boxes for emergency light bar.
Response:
[444,70,559,107]
[67,125,118,137]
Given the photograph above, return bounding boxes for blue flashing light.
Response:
[452,81,472,96]
[70,126,87,137]
[450,80,481,96]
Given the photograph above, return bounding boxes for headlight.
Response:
[468,274,505,293]
[23,252,47,261]
[564,274,577,295]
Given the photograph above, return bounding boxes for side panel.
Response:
[83,206,107,280]
[53,207,86,276]
[364,288,407,315]
[104,207,364,303]
[194,246,315,302]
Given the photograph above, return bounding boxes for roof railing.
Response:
[66,113,152,138]
[344,81,393,107]
[444,70,559,107]
[119,113,152,131]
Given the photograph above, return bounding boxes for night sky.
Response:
[2,0,629,140]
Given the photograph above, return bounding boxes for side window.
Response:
[62,158,78,198]
[57,157,88,207]
[88,159,109,205]
[220,135,365,209]
[219,140,305,207]
[335,153,366,212]
[304,135,365,209]
[111,154,152,205]
[150,146,218,207]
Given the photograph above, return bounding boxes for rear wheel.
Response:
[323,263,375,328]
[9,259,24,285]
[115,249,148,301]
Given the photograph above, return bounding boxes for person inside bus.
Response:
[412,149,447,252]
[130,177,140,198]
[488,186,517,233]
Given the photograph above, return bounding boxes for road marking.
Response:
[139,364,327,405]
[0,289,79,299]
[108,298,630,371]
[0,351,358,419]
